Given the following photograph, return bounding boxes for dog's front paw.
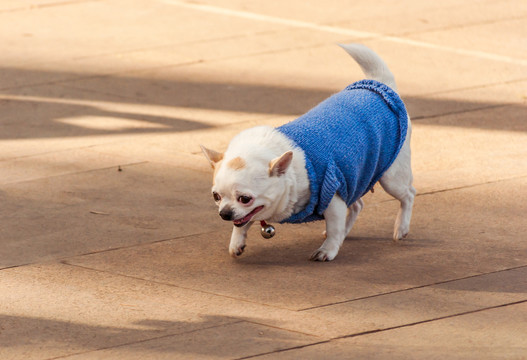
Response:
[310,247,338,262]
[229,244,246,257]
[393,225,410,242]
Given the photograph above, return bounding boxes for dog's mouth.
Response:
[233,206,264,227]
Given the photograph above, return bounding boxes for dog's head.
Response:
[200,143,293,227]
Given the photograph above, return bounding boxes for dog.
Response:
[200,44,416,261]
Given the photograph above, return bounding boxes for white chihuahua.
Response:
[201,44,416,261]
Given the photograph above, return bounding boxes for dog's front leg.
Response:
[229,221,253,257]
[311,195,348,261]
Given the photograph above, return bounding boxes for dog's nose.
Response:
[219,207,234,221]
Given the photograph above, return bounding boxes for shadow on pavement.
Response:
[0,314,308,357]
[1,67,526,140]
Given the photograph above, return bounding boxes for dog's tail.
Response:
[338,43,397,91]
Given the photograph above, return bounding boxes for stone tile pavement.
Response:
[0,0,526,358]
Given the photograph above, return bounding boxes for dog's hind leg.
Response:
[345,198,364,236]
[379,125,416,241]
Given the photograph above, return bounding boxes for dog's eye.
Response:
[237,195,252,204]
[212,192,221,202]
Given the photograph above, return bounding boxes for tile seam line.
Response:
[375,174,527,206]
[82,145,216,175]
[71,29,280,61]
[60,230,218,261]
[235,340,333,360]
[0,0,100,14]
[417,77,527,97]
[243,320,321,338]
[61,261,297,312]
[0,60,202,92]
[0,231,215,271]
[0,142,130,163]
[336,299,527,340]
[0,42,316,92]
[331,14,527,38]
[298,264,527,312]
[0,161,148,187]
[414,174,527,198]
[44,320,245,360]
[411,103,512,121]
[1,40,524,94]
[238,299,527,359]
[399,14,527,37]
[49,75,527,107]
[162,0,527,66]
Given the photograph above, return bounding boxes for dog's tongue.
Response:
[233,206,263,225]
[233,213,251,225]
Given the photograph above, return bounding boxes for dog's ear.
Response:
[200,145,224,168]
[269,151,293,177]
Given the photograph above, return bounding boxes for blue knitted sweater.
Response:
[277,80,408,223]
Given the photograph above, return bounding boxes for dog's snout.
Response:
[219,207,234,221]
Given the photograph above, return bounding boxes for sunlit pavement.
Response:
[1,1,526,358]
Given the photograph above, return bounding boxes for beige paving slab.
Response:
[407,17,527,61]
[0,148,138,185]
[61,53,339,120]
[0,0,96,13]
[0,1,525,359]
[166,0,503,31]
[164,0,527,68]
[2,1,525,97]
[302,266,527,337]
[341,301,527,360]
[29,57,527,128]
[2,18,514,155]
[362,39,526,96]
[339,0,527,37]
[253,301,527,359]
[406,79,527,120]
[2,255,524,358]
[61,41,525,125]
[78,116,294,173]
[67,176,527,310]
[0,83,214,161]
[0,162,217,268]
[0,0,287,89]
[0,263,317,359]
[0,133,202,165]
[415,99,527,132]
[66,26,345,83]
[411,107,527,194]
[165,0,384,24]
[0,0,283,64]
[60,321,317,360]
[0,84,212,141]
